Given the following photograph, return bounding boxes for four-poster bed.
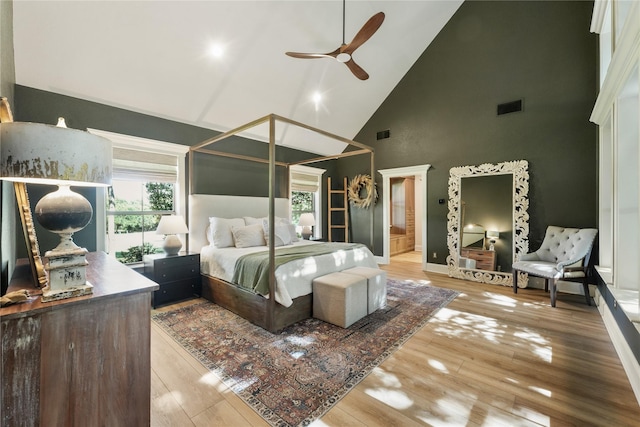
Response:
[188,114,376,332]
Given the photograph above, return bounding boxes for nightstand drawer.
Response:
[153,278,201,307]
[154,263,200,282]
[144,252,201,307]
[154,254,199,269]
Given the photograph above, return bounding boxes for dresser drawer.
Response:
[460,249,496,271]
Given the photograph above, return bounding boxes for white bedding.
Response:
[200,240,378,307]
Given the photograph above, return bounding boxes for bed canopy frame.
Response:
[188,113,375,332]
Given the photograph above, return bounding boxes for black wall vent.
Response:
[497,99,523,116]
[376,129,390,140]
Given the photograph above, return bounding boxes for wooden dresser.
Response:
[1,252,158,427]
[460,248,497,271]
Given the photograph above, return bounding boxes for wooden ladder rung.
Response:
[327,176,349,243]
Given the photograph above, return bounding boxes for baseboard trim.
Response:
[426,263,449,275]
[595,288,640,406]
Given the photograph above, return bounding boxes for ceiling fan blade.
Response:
[286,52,330,59]
[344,58,369,80]
[343,12,385,55]
[286,47,340,60]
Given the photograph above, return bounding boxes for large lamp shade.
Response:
[0,119,112,302]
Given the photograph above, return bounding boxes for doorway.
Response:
[379,164,431,270]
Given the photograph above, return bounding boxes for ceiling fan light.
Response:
[336,52,351,63]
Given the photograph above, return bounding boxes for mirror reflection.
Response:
[459,174,513,272]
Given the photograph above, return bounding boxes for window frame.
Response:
[88,129,189,254]
[289,164,325,239]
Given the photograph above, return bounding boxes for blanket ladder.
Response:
[327,176,349,242]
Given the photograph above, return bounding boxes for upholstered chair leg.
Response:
[513,269,518,293]
[550,279,557,307]
[583,280,591,306]
[544,279,549,293]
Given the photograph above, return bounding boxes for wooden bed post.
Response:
[266,114,277,332]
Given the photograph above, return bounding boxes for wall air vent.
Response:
[497,99,523,116]
[376,129,390,140]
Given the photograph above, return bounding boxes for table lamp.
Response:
[0,117,112,302]
[298,213,315,240]
[487,230,500,251]
[156,215,189,255]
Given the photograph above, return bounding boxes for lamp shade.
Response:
[298,213,316,227]
[156,215,189,235]
[0,121,112,186]
[486,230,500,240]
[0,119,113,301]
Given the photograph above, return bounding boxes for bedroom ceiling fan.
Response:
[285,1,385,80]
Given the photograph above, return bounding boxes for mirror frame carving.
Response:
[446,160,529,286]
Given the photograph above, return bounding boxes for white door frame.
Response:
[378,164,431,270]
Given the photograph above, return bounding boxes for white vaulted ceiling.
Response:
[12,1,462,155]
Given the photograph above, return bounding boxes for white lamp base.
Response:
[163,234,183,255]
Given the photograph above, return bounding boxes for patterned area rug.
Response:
[152,279,458,426]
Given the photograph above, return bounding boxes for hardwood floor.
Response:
[150,252,640,426]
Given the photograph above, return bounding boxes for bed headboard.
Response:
[188,194,290,252]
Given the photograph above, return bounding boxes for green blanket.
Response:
[232,242,364,295]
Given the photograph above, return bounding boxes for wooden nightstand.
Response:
[144,252,201,307]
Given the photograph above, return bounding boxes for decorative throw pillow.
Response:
[288,223,300,242]
[262,218,292,247]
[243,216,265,226]
[231,223,266,248]
[209,217,245,248]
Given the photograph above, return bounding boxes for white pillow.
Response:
[262,218,292,247]
[288,224,300,242]
[209,217,245,248]
[231,223,266,248]
[243,216,264,226]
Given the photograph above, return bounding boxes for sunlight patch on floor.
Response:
[514,329,551,362]
[428,307,554,362]
[528,385,552,397]
[482,292,518,307]
[364,387,414,410]
[154,391,183,410]
[198,371,223,389]
[370,367,403,387]
[513,404,552,426]
[428,359,450,374]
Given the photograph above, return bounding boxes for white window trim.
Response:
[88,128,189,252]
[290,164,325,239]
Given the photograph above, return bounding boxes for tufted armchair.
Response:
[512,226,598,307]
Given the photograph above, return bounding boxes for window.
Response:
[290,165,325,239]
[88,129,188,264]
[107,180,174,263]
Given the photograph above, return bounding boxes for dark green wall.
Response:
[12,86,337,257]
[340,0,598,262]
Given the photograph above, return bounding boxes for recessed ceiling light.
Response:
[312,92,322,104]
[209,43,225,58]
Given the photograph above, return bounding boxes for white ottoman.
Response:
[312,272,368,328]
[342,267,387,314]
